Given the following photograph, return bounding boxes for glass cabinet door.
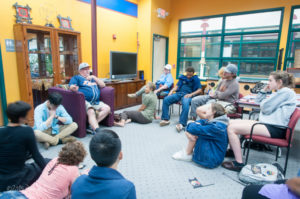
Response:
[27,30,53,79]
[27,29,54,107]
[58,33,79,84]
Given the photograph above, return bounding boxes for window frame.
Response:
[177,7,284,80]
[284,5,300,70]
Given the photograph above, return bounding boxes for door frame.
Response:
[152,34,169,81]
[0,44,8,125]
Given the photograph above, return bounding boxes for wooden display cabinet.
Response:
[106,80,146,110]
[14,24,81,125]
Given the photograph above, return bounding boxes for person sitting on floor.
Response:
[222,71,297,172]
[0,101,47,192]
[190,64,239,121]
[69,62,111,134]
[33,92,77,149]
[128,64,174,98]
[172,103,229,168]
[114,82,157,127]
[160,67,202,132]
[242,169,300,199]
[71,129,136,199]
[0,141,86,199]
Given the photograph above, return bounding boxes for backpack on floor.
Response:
[239,163,284,185]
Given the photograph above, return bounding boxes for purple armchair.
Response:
[48,86,114,138]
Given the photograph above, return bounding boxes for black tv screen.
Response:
[110,51,137,79]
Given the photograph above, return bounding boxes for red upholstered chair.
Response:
[243,108,300,175]
[227,93,244,119]
[48,86,114,138]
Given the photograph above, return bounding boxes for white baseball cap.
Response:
[164,64,172,71]
[78,63,91,70]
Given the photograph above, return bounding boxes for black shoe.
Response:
[225,149,235,158]
[222,161,245,172]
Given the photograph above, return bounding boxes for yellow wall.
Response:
[169,0,300,80]
[0,0,138,103]
[137,0,152,80]
[151,0,171,37]
[149,0,172,81]
[96,6,138,78]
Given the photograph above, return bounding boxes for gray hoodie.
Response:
[210,114,229,125]
[255,87,297,126]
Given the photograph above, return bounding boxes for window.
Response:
[177,9,283,80]
[285,6,300,69]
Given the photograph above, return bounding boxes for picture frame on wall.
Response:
[13,2,32,24]
[57,15,73,30]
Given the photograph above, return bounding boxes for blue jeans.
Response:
[0,191,28,199]
[161,92,192,126]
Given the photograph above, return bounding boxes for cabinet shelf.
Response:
[29,51,51,54]
[59,51,77,55]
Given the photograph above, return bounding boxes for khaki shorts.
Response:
[85,101,107,111]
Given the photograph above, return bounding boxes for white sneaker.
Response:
[172,149,192,161]
[160,120,170,127]
[128,93,137,98]
[176,124,184,133]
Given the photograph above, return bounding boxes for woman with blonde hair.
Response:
[222,71,297,172]
[0,141,87,199]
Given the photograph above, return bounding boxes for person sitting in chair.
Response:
[190,64,239,121]
[128,64,174,98]
[222,71,297,172]
[114,82,157,127]
[159,67,202,132]
[69,63,111,134]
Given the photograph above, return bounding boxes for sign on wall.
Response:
[5,39,15,52]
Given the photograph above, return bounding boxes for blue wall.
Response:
[79,0,138,17]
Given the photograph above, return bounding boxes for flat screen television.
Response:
[110,51,137,79]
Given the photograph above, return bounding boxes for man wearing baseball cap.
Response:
[69,63,111,134]
[189,64,239,121]
[128,64,174,98]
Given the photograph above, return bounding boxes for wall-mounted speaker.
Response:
[244,85,250,90]
[138,70,144,80]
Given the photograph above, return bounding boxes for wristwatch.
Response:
[55,115,59,119]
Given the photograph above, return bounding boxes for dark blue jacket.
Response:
[186,115,229,168]
[176,75,201,94]
[71,166,136,199]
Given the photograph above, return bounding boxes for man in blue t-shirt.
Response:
[160,67,202,132]
[69,63,111,133]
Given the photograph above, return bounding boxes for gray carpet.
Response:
[38,104,300,199]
